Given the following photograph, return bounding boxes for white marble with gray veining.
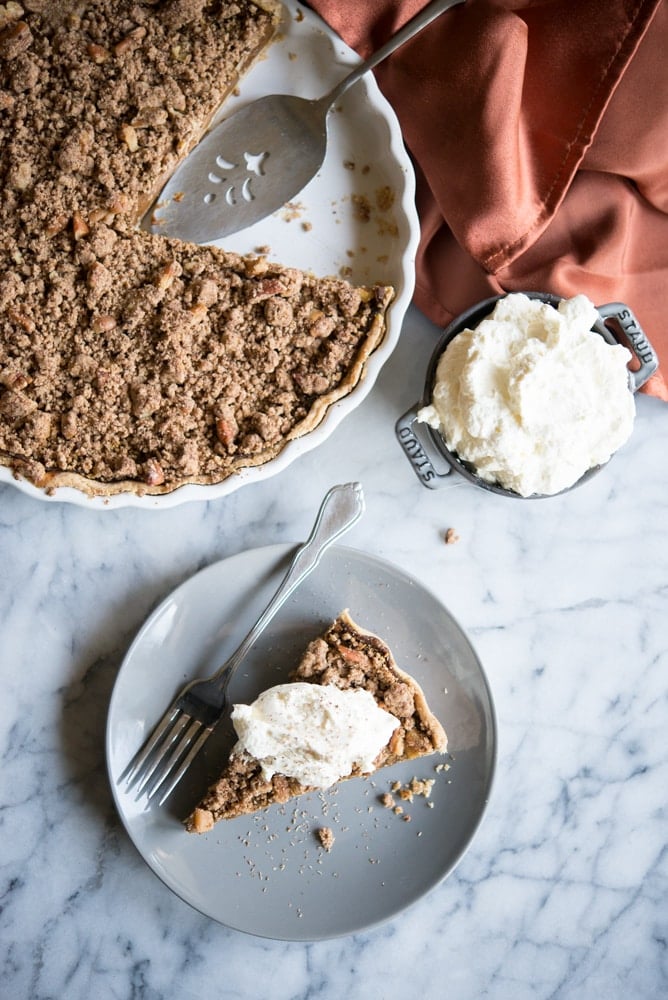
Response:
[1,304,667,1000]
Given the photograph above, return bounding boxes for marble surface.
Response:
[1,304,667,999]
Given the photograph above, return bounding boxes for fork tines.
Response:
[120,706,212,807]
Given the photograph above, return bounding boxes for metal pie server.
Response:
[147,0,465,243]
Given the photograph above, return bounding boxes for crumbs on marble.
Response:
[444,527,460,545]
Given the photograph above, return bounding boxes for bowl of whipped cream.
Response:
[396,291,658,498]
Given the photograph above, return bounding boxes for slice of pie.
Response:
[186,610,447,832]
[0,1,394,497]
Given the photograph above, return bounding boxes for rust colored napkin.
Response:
[307,0,667,399]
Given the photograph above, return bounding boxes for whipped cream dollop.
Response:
[417,293,635,497]
[231,682,399,788]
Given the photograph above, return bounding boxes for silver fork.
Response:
[118,482,365,807]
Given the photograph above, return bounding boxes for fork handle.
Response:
[212,482,365,685]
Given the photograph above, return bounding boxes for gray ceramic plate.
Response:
[106,544,496,940]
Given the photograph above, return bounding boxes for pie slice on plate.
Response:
[187,610,447,832]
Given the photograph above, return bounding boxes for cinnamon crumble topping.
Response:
[0,0,394,496]
[0,228,391,492]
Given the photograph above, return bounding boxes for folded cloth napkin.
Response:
[307,0,667,399]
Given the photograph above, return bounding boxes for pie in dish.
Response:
[0,1,394,496]
[186,610,447,832]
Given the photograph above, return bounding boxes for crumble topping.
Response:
[0,0,394,495]
[0,0,279,235]
[0,227,391,491]
[293,614,445,762]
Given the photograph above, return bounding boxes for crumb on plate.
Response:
[316,827,335,852]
